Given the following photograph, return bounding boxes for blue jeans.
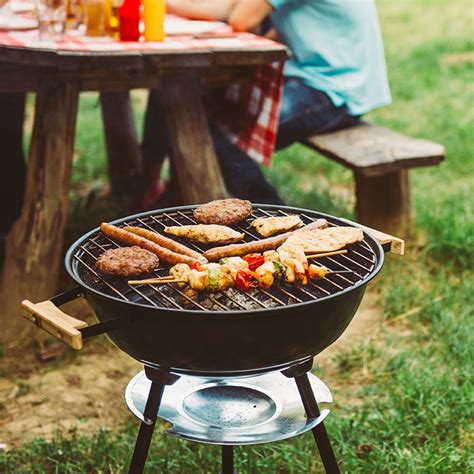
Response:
[142,77,359,204]
[275,77,359,149]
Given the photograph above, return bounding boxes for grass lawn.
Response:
[1,0,473,472]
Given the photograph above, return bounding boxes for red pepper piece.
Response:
[303,261,310,277]
[191,261,202,271]
[235,269,254,291]
[242,253,265,272]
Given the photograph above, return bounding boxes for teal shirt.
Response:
[268,0,391,115]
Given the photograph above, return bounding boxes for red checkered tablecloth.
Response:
[0,26,285,166]
[0,27,273,52]
[218,61,284,167]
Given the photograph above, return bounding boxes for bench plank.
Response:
[301,122,445,237]
[304,122,445,177]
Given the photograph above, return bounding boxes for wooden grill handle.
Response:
[21,299,88,350]
[356,224,405,255]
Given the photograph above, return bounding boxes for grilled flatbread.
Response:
[164,224,244,245]
[283,226,363,253]
[251,215,303,237]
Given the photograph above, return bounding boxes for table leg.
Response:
[0,93,26,239]
[160,74,228,204]
[0,81,80,347]
[100,91,142,204]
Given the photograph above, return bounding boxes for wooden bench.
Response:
[301,122,445,237]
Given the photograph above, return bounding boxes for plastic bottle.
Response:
[118,0,140,41]
[104,0,121,38]
[143,0,165,42]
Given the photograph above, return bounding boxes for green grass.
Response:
[2,1,474,472]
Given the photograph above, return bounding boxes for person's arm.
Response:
[228,0,273,32]
[167,0,238,22]
[265,28,279,41]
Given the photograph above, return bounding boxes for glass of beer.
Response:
[84,0,105,36]
[35,0,67,40]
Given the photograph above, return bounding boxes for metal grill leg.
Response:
[128,368,179,474]
[294,373,340,474]
[282,359,340,474]
[221,445,234,474]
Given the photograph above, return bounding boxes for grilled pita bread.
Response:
[283,226,363,253]
[251,215,303,237]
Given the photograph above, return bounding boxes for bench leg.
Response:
[355,170,410,238]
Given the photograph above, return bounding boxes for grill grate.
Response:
[69,206,379,312]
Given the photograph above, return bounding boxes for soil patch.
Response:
[0,347,141,448]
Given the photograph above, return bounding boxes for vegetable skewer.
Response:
[127,267,352,288]
[305,249,348,259]
[128,242,353,291]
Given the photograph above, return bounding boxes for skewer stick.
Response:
[305,250,348,259]
[128,278,187,285]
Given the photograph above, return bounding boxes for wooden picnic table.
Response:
[0,33,287,344]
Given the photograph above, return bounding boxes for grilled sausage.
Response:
[123,226,207,263]
[203,219,328,261]
[100,223,201,266]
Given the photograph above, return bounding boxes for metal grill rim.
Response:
[65,205,384,314]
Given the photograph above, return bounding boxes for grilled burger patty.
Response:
[96,246,159,277]
[193,199,252,225]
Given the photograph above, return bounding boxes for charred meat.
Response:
[164,224,244,245]
[96,246,159,277]
[193,198,252,225]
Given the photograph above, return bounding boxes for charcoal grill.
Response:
[22,204,402,474]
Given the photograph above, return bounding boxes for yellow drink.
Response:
[143,0,165,42]
[104,0,121,38]
[85,0,105,36]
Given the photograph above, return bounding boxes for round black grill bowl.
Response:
[65,205,384,376]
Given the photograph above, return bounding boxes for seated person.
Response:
[142,0,391,205]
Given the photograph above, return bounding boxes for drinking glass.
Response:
[35,0,67,40]
[84,0,105,37]
[67,0,83,29]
